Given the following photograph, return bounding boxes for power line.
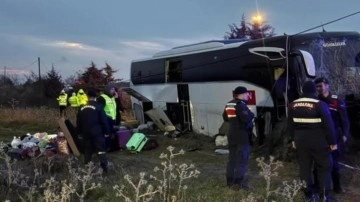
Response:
[295,10,360,35]
[40,59,51,73]
[14,59,38,71]
[2,59,38,74]
[20,59,38,70]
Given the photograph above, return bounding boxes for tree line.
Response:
[0,62,122,108]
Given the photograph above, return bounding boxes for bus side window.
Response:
[166,60,182,82]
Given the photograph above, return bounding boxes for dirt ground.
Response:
[1,124,360,201]
[101,130,360,202]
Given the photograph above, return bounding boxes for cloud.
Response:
[2,69,31,76]
[50,41,85,49]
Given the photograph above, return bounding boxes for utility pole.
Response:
[38,57,41,81]
[3,66,6,85]
[38,57,42,106]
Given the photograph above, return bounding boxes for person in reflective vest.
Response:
[68,92,79,108]
[222,86,254,191]
[76,90,110,173]
[315,77,350,194]
[97,85,117,150]
[57,89,68,117]
[77,89,88,106]
[288,81,337,201]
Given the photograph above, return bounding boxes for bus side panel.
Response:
[132,84,178,103]
[206,103,229,136]
[188,82,274,136]
[190,103,209,135]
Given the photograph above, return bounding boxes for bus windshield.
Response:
[295,35,360,98]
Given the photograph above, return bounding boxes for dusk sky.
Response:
[1,0,359,81]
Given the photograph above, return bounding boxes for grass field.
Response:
[0,107,359,202]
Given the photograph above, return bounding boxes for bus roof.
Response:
[132,31,360,63]
[132,39,249,62]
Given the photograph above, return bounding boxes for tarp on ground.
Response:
[145,108,175,132]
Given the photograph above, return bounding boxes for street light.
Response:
[251,13,264,39]
[252,13,263,25]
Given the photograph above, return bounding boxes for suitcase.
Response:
[117,129,132,150]
[126,133,148,153]
[143,138,159,151]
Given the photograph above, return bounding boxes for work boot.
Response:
[240,183,250,191]
[320,195,339,202]
[226,177,233,187]
[302,188,317,202]
[240,178,250,191]
[332,173,345,194]
[319,191,339,202]
[100,162,108,174]
[307,194,319,202]
[229,184,240,191]
[333,187,346,194]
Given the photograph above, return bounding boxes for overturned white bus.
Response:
[125,31,360,144]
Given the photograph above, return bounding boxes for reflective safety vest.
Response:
[57,94,68,106]
[101,94,116,120]
[77,89,88,106]
[68,94,79,107]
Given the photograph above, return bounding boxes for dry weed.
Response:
[114,146,200,202]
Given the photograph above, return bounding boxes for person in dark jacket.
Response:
[288,81,337,201]
[315,77,350,194]
[77,90,110,173]
[223,86,254,191]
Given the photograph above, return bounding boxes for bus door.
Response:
[165,84,192,132]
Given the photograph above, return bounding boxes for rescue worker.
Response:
[288,81,337,201]
[97,85,117,150]
[76,90,110,173]
[315,77,350,194]
[77,89,88,106]
[114,88,125,126]
[68,92,80,108]
[98,85,117,129]
[223,86,254,191]
[57,89,68,117]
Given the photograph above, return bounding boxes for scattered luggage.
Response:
[143,138,159,151]
[117,129,132,150]
[126,133,148,153]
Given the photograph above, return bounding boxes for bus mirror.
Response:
[298,50,316,78]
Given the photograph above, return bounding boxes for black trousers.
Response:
[59,106,66,116]
[105,116,116,151]
[226,144,251,186]
[83,134,108,171]
[331,150,342,190]
[313,150,342,191]
[297,146,332,196]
